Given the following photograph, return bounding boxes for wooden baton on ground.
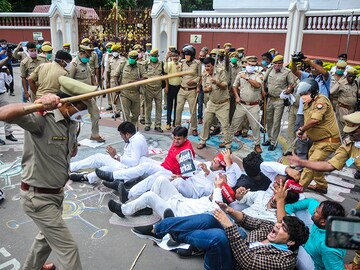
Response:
[23,70,193,113]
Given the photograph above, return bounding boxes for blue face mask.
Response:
[261,60,268,66]
[80,57,90,64]
[46,53,52,60]
[336,69,345,75]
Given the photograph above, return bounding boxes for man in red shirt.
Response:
[96,126,195,202]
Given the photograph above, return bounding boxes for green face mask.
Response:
[107,48,111,53]
[231,57,238,64]
[336,69,345,75]
[150,56,158,63]
[147,49,151,53]
[66,49,71,54]
[128,58,137,65]
[79,56,90,64]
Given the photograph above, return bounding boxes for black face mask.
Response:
[199,57,205,63]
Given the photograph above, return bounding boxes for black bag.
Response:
[283,98,290,107]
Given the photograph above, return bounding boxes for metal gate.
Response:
[78,6,152,55]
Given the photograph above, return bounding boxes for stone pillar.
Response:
[48,0,78,54]
[151,0,181,61]
[284,0,309,63]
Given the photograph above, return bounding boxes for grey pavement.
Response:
[0,67,359,269]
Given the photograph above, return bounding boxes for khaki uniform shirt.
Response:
[107,56,125,81]
[29,62,68,98]
[229,63,241,87]
[233,71,263,103]
[142,60,164,90]
[115,61,143,91]
[202,69,229,103]
[69,57,92,85]
[9,110,77,188]
[20,56,46,79]
[89,51,99,77]
[328,142,360,171]
[180,59,201,89]
[13,50,27,61]
[303,95,339,141]
[331,77,359,107]
[266,67,294,97]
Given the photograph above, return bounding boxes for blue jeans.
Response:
[155,214,235,270]
[197,86,204,119]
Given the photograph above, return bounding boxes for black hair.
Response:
[313,59,323,66]
[243,152,263,177]
[261,52,273,61]
[172,50,180,55]
[283,216,309,252]
[173,126,188,137]
[284,190,299,204]
[55,50,72,62]
[203,57,215,66]
[26,42,36,49]
[117,121,136,135]
[320,201,346,220]
[0,39,7,43]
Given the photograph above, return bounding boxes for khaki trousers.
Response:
[230,103,261,145]
[120,90,140,125]
[200,101,232,148]
[299,141,340,189]
[288,105,298,149]
[336,106,354,138]
[144,87,163,128]
[175,89,197,131]
[21,190,82,270]
[86,99,100,137]
[266,98,285,145]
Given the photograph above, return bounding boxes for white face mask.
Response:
[64,62,71,71]
[354,141,360,148]
[246,65,256,73]
[112,52,119,58]
[1,44,6,48]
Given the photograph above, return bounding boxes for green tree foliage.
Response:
[181,0,213,12]
[0,0,12,12]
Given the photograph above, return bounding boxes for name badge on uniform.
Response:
[52,136,67,140]
[346,157,355,167]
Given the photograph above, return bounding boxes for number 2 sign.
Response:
[190,35,202,44]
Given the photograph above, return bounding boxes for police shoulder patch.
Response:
[316,103,323,109]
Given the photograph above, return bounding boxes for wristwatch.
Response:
[113,154,120,161]
[245,77,250,81]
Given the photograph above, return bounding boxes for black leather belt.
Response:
[21,181,63,194]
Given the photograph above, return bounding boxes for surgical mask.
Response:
[46,53,52,60]
[64,62,71,71]
[29,51,37,58]
[80,57,89,64]
[261,60,268,66]
[150,56,158,63]
[238,53,243,58]
[112,52,119,58]
[231,57,238,64]
[1,44,6,48]
[66,49,71,54]
[336,69,344,75]
[271,53,275,58]
[242,67,246,72]
[128,57,136,65]
[355,141,360,148]
[246,65,256,73]
[147,49,151,53]
[36,44,41,49]
[199,57,205,63]
[107,48,111,53]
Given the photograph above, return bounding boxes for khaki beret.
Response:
[210,49,218,55]
[224,43,232,48]
[336,61,347,68]
[105,42,113,48]
[63,43,70,48]
[230,52,238,58]
[343,111,360,133]
[347,67,358,75]
[42,41,51,47]
[168,45,176,50]
[41,45,53,52]
[146,43,152,47]
[128,50,138,58]
[81,38,91,44]
[245,56,257,65]
[272,55,284,63]
[150,49,158,56]
[133,44,143,50]
[111,44,120,51]
[236,47,245,52]
[79,45,93,52]
[218,49,225,56]
[268,48,276,53]
[59,76,97,97]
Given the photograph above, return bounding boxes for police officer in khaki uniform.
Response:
[331,68,360,137]
[0,77,97,270]
[114,50,144,125]
[197,57,232,149]
[142,49,164,132]
[289,110,360,269]
[175,45,201,136]
[106,44,125,118]
[262,55,295,150]
[62,43,71,54]
[330,60,347,109]
[13,41,28,61]
[143,43,152,61]
[28,50,72,98]
[80,38,99,86]
[230,56,264,153]
[223,42,232,54]
[20,42,47,101]
[69,45,105,143]
[295,78,341,194]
